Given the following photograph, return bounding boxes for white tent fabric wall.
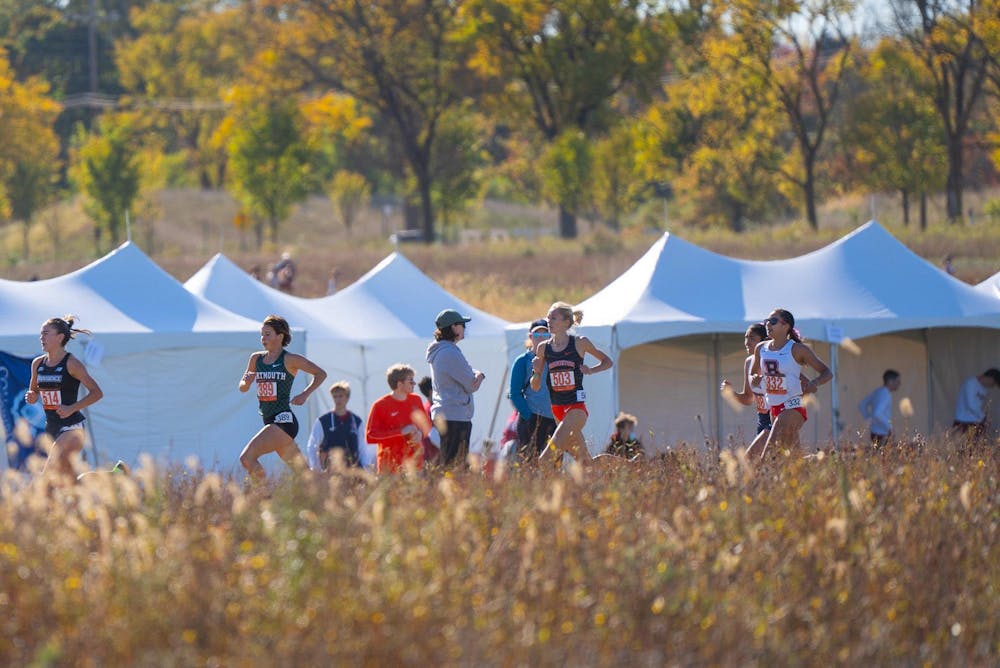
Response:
[536,222,1000,453]
[976,271,1000,299]
[0,242,287,470]
[188,252,513,452]
[310,252,513,451]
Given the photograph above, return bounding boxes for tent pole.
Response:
[924,329,933,433]
[487,361,511,445]
[712,334,722,449]
[829,343,840,450]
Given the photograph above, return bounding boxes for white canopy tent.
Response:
[511,222,1000,453]
[187,252,512,450]
[0,242,291,470]
[977,270,1000,299]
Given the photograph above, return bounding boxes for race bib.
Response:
[257,381,277,402]
[273,411,294,424]
[576,390,586,402]
[40,389,62,410]
[765,375,787,395]
[753,393,767,413]
[549,370,575,392]
[785,395,802,409]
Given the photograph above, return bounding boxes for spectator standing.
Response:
[427,309,485,467]
[271,252,297,293]
[305,381,367,471]
[509,318,557,461]
[952,368,1000,439]
[366,364,429,473]
[858,370,902,447]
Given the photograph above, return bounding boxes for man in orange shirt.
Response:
[365,364,430,473]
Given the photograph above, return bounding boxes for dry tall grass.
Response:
[1,440,997,666]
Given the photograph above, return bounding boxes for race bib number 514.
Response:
[41,389,62,410]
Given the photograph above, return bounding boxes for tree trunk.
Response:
[919,192,928,231]
[417,173,435,243]
[804,162,818,230]
[558,205,577,239]
[403,200,420,231]
[945,137,963,222]
[901,190,910,227]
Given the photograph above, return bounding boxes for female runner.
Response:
[750,309,832,458]
[25,316,104,481]
[529,302,613,468]
[721,323,772,457]
[238,315,327,480]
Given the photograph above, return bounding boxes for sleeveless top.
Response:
[255,350,295,420]
[759,339,804,408]
[545,336,586,406]
[36,352,85,429]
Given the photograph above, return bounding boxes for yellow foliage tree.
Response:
[0,48,61,258]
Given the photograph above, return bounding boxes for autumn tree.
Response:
[714,0,857,230]
[429,104,490,236]
[890,0,998,222]
[466,0,672,238]
[264,0,476,243]
[0,48,61,258]
[69,113,142,252]
[539,130,593,231]
[843,39,946,229]
[224,89,316,248]
[328,170,370,233]
[116,0,255,189]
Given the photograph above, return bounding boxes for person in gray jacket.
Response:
[427,309,485,467]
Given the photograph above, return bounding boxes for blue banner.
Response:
[0,350,45,469]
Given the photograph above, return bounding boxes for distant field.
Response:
[2,188,999,321]
[0,442,996,665]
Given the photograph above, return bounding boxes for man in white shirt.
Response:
[858,369,901,447]
[952,368,1000,440]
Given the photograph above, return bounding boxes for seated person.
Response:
[605,411,645,460]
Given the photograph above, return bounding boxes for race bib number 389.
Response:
[256,381,277,402]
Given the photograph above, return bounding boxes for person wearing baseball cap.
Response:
[426,308,485,467]
[508,318,556,461]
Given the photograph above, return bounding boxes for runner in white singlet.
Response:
[749,309,832,459]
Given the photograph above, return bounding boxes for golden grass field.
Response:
[0,442,997,666]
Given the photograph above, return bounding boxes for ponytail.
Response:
[44,315,92,346]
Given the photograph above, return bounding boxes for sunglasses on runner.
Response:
[764,317,783,326]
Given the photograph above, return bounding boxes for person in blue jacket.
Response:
[509,318,557,461]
